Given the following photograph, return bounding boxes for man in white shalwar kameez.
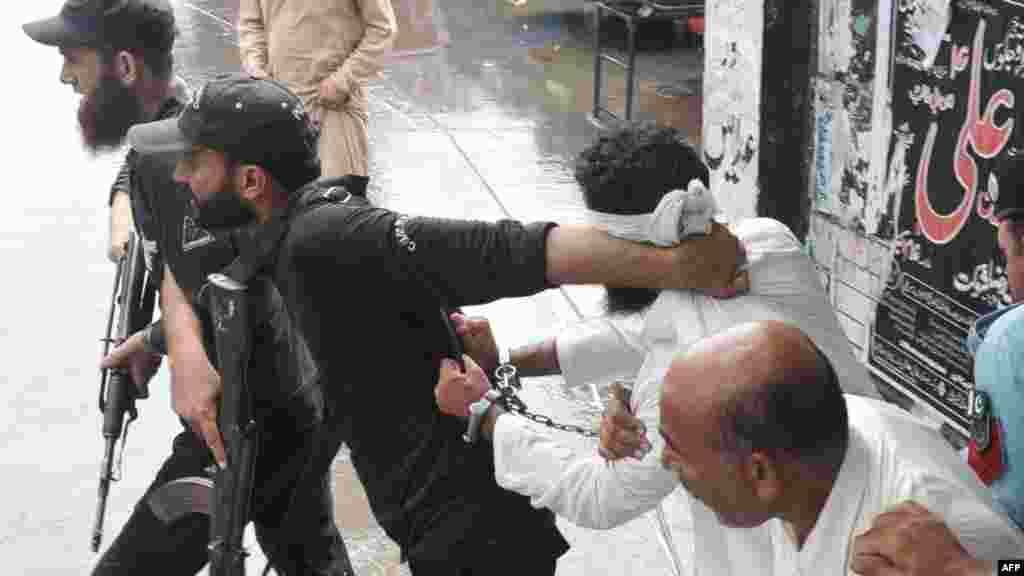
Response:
[434,125,1023,574]
[438,312,1024,574]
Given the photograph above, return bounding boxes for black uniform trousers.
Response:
[91,408,352,575]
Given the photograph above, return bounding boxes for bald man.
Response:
[655,321,1022,574]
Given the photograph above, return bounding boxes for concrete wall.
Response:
[703,0,763,221]
[703,0,893,358]
[703,0,982,430]
[715,0,1024,433]
[806,0,896,363]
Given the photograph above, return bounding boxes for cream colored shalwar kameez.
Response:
[239,0,396,178]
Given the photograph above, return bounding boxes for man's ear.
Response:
[746,452,782,504]
[115,50,139,86]
[236,165,270,202]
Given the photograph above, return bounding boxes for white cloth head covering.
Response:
[586,179,718,246]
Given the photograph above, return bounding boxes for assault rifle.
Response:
[147,273,261,575]
[92,231,157,552]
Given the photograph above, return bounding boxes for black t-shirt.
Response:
[236,182,569,563]
[127,98,322,429]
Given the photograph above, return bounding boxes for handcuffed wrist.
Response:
[463,389,503,443]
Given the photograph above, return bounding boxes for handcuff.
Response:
[462,348,512,444]
[463,388,503,444]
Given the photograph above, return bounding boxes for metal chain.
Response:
[492,364,600,438]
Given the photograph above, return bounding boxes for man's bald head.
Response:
[663,321,849,471]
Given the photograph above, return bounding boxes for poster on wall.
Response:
[813,0,882,223]
[871,0,1018,432]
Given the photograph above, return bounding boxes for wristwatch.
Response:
[463,388,503,444]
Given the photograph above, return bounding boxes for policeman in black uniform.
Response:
[128,74,746,575]
[23,2,357,574]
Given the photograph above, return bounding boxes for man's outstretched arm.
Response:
[387,214,744,309]
[450,312,647,385]
[545,222,742,291]
[437,356,676,529]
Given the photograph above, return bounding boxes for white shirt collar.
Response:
[772,427,870,572]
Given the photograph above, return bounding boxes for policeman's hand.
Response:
[100,330,163,394]
[599,382,651,463]
[850,501,991,576]
[170,349,225,469]
[670,222,748,297]
[435,355,489,419]
[449,313,500,375]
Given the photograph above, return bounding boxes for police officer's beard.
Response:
[604,286,660,316]
[78,74,144,153]
[195,182,258,230]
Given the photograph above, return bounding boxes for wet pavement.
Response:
[5,1,704,573]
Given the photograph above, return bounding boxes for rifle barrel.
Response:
[98,256,125,413]
[91,233,155,553]
[91,437,117,552]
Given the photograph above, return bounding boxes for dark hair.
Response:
[993,149,1024,221]
[102,1,177,80]
[576,123,709,312]
[574,123,709,215]
[717,338,849,473]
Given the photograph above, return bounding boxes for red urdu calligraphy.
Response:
[916,19,1014,244]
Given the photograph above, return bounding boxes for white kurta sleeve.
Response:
[492,365,678,530]
[555,314,647,389]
